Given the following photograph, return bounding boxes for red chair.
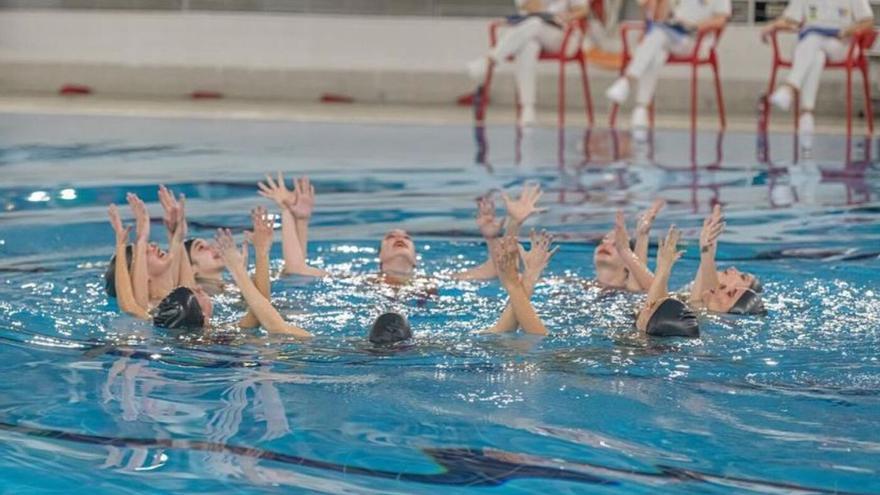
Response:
[609,21,727,131]
[764,29,877,136]
[476,18,595,127]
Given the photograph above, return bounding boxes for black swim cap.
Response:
[369,312,412,345]
[750,277,763,293]
[153,287,205,330]
[104,244,134,298]
[729,289,765,315]
[184,239,196,264]
[646,299,700,338]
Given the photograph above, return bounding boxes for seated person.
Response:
[612,206,764,294]
[594,199,665,291]
[762,0,874,149]
[687,205,765,314]
[467,0,590,126]
[479,230,556,335]
[605,0,731,133]
[636,226,700,337]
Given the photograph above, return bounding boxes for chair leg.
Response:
[690,63,698,132]
[559,59,566,128]
[578,57,594,126]
[609,103,619,127]
[712,59,726,130]
[846,66,853,137]
[766,65,779,132]
[861,63,873,134]
[478,61,496,124]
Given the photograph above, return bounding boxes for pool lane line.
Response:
[0,419,872,494]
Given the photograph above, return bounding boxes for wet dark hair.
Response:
[153,287,205,330]
[104,245,134,298]
[729,289,765,315]
[184,239,196,264]
[750,277,763,293]
[646,298,700,338]
[369,312,412,345]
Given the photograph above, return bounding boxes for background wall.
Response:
[0,10,874,116]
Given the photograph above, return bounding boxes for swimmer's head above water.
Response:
[717,266,762,293]
[593,234,627,287]
[152,286,213,330]
[644,298,700,338]
[702,286,765,315]
[378,229,417,276]
[184,238,225,278]
[369,312,413,345]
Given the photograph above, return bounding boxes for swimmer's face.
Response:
[379,229,417,268]
[703,285,748,313]
[717,267,755,290]
[189,238,224,274]
[593,234,625,285]
[146,243,173,277]
[193,286,213,323]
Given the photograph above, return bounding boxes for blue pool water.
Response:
[0,112,878,494]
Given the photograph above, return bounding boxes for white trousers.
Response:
[784,33,848,111]
[624,27,695,105]
[491,17,579,107]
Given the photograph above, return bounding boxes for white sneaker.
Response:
[769,86,793,111]
[519,104,536,127]
[631,105,648,129]
[605,77,631,104]
[467,57,490,82]
[798,112,815,151]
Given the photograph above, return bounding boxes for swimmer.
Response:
[480,230,556,335]
[636,226,700,338]
[594,199,665,291]
[110,193,179,306]
[453,184,547,281]
[688,205,765,315]
[612,206,763,294]
[157,185,227,294]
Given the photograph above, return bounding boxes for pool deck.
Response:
[0,94,869,136]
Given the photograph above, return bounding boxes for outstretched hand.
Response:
[613,210,632,253]
[257,171,296,209]
[700,204,724,252]
[636,199,665,237]
[107,204,131,245]
[657,225,684,270]
[521,230,557,278]
[214,228,247,272]
[158,185,183,235]
[501,183,546,226]
[494,236,522,290]
[286,176,315,220]
[245,206,274,255]
[475,194,504,240]
[126,193,150,243]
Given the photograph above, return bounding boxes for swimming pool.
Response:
[1,111,878,494]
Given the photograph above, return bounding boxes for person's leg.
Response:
[798,37,848,148]
[468,17,544,82]
[607,29,671,103]
[770,33,823,110]
[515,40,542,124]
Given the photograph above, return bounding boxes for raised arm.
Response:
[501,183,546,238]
[126,193,150,309]
[451,195,505,280]
[239,206,273,329]
[287,176,314,256]
[108,205,149,320]
[646,226,682,307]
[215,229,311,339]
[613,211,656,291]
[635,199,665,265]
[690,205,724,305]
[483,230,557,334]
[258,172,327,277]
[161,189,196,288]
[494,236,548,335]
